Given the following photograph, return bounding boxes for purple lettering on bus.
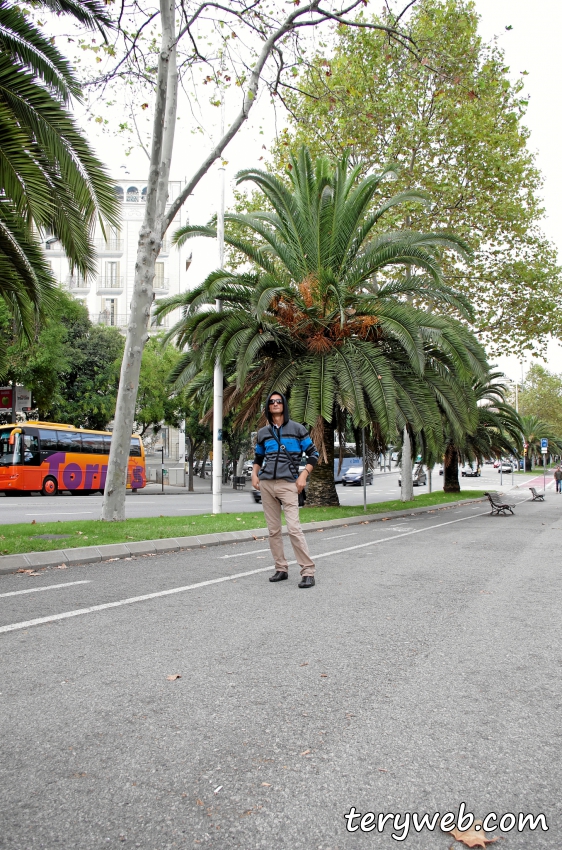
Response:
[84,464,99,489]
[131,465,143,487]
[100,464,108,489]
[47,452,65,480]
[62,463,83,490]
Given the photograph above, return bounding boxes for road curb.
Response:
[0,496,489,576]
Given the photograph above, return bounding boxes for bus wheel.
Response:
[41,476,58,497]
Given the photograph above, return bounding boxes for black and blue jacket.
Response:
[253,391,319,481]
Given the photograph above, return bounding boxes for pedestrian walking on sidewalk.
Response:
[252,391,319,588]
[554,465,562,493]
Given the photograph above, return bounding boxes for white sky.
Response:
[82,0,562,383]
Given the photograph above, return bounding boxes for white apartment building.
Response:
[43,179,187,331]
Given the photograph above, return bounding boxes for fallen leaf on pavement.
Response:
[300,749,311,756]
[300,662,308,666]
[261,782,272,787]
[320,673,328,677]
[56,564,67,569]
[196,799,204,806]
[17,569,41,576]
[446,822,499,848]
[381,517,389,521]
[166,674,182,681]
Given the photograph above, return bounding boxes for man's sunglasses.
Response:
[269,399,283,405]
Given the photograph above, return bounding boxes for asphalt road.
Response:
[0,466,548,525]
[0,491,559,848]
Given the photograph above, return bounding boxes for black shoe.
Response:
[298,576,315,588]
[269,571,288,582]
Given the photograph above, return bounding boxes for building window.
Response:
[115,186,124,201]
[126,186,139,203]
[106,261,120,285]
[141,187,147,202]
[103,298,117,325]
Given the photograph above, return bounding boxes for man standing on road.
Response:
[555,465,562,493]
[252,391,319,588]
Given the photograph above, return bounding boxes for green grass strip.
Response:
[0,490,487,557]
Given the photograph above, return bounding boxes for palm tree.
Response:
[159,148,488,506]
[519,414,562,470]
[441,371,523,492]
[0,0,119,341]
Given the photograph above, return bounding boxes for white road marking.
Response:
[0,508,491,635]
[219,547,270,559]
[324,533,357,540]
[25,511,94,516]
[0,581,91,598]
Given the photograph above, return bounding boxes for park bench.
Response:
[484,491,516,516]
[529,487,545,502]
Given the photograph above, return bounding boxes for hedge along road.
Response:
[0,493,557,849]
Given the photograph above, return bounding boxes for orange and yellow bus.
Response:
[0,422,146,496]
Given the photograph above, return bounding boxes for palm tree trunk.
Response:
[444,442,460,492]
[306,420,339,507]
[400,425,414,502]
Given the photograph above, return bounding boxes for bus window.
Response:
[82,433,104,454]
[57,431,82,453]
[129,437,142,457]
[0,428,18,465]
[102,435,111,454]
[22,433,40,465]
[39,429,58,452]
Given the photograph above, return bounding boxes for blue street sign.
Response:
[541,438,548,452]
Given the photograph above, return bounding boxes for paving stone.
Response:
[98,544,131,560]
[151,538,180,553]
[24,550,67,569]
[196,534,222,547]
[0,554,31,575]
[126,540,159,555]
[175,537,203,549]
[61,546,102,565]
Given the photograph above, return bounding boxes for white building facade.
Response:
[44,179,187,331]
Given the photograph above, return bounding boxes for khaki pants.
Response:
[260,479,315,577]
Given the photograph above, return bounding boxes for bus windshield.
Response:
[0,428,21,466]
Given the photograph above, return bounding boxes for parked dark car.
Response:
[342,466,373,486]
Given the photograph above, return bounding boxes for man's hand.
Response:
[251,466,260,490]
[296,471,308,494]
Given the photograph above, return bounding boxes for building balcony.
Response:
[95,312,129,328]
[96,276,124,294]
[66,276,90,292]
[95,239,124,254]
[153,278,170,293]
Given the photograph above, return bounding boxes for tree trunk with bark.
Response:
[443,442,461,492]
[306,420,339,507]
[400,425,414,502]
[101,0,177,520]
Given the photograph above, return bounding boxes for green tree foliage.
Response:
[160,147,488,506]
[518,364,562,438]
[441,371,522,492]
[0,0,119,341]
[135,337,187,436]
[0,292,124,428]
[519,414,562,470]
[271,0,561,357]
